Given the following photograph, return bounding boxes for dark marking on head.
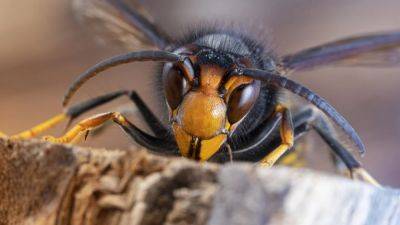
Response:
[196,48,234,68]
[173,26,278,71]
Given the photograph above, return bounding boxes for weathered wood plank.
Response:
[1,138,399,225]
[209,165,400,225]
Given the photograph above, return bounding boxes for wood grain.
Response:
[0,138,399,225]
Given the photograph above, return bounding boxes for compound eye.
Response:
[227,81,260,124]
[163,63,190,110]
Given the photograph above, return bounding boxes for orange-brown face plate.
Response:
[168,62,257,161]
[177,91,226,139]
[172,122,230,161]
[198,65,225,95]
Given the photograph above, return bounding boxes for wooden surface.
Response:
[210,166,400,225]
[0,138,399,225]
[1,0,400,188]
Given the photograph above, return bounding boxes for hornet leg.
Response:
[288,107,379,186]
[44,111,178,155]
[259,105,294,167]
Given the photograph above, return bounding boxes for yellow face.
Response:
[163,57,260,161]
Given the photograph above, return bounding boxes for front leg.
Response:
[5,90,170,141]
[259,105,294,167]
[43,111,179,155]
[7,90,129,140]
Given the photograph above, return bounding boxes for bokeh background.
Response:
[1,0,400,186]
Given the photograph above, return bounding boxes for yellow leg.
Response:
[278,151,306,168]
[43,112,128,144]
[351,168,381,187]
[260,105,294,167]
[11,114,68,140]
[5,91,136,141]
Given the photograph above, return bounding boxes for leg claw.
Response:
[351,168,381,187]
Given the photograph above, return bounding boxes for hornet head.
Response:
[162,43,261,161]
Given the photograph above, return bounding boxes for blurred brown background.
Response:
[1,0,400,187]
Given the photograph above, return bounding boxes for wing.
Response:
[72,0,171,50]
[282,31,400,72]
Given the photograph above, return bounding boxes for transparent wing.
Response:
[72,0,171,50]
[282,31,400,72]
